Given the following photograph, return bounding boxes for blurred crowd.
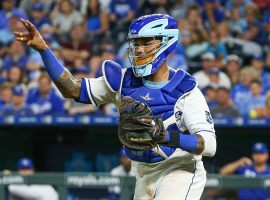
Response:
[1,0,270,118]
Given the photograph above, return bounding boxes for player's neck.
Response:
[144,62,169,82]
[254,163,267,172]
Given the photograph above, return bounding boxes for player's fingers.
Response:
[20,18,36,35]
[140,118,153,124]
[25,20,37,35]
[15,36,29,42]
[19,18,29,28]
[13,32,30,37]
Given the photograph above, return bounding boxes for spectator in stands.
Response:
[253,0,270,10]
[0,83,13,106]
[184,5,207,37]
[193,52,231,89]
[225,0,251,17]
[88,54,102,78]
[205,86,218,110]
[185,28,208,63]
[94,48,119,78]
[52,0,83,36]
[8,157,59,200]
[85,0,109,41]
[250,54,270,94]
[208,68,231,89]
[217,21,263,58]
[94,42,122,77]
[231,67,259,116]
[0,0,27,29]
[29,2,51,30]
[243,4,267,45]
[117,42,130,69]
[2,40,28,73]
[48,0,62,21]
[110,0,137,24]
[26,73,64,115]
[65,67,97,115]
[60,23,91,67]
[211,87,241,118]
[259,92,270,117]
[228,7,247,37]
[96,0,112,14]
[263,8,270,46]
[225,54,241,86]
[246,80,265,118]
[251,91,270,118]
[201,0,225,29]
[0,14,24,46]
[251,54,264,76]
[108,149,135,200]
[19,0,51,17]
[26,54,43,88]
[109,0,138,44]
[261,53,270,93]
[6,66,25,86]
[251,54,270,93]
[138,0,168,16]
[169,0,195,21]
[206,31,227,62]
[17,157,35,174]
[167,52,188,71]
[0,85,33,116]
[220,142,270,200]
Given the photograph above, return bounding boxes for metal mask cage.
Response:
[127,36,167,76]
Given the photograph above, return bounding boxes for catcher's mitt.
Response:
[118,96,167,151]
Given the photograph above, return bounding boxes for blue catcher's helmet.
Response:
[127,14,179,77]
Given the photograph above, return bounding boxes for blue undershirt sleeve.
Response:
[39,48,65,80]
[76,78,92,104]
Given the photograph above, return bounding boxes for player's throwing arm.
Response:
[14,19,81,100]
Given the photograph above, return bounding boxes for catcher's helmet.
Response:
[127,14,179,77]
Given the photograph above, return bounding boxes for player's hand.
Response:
[237,157,252,167]
[14,18,48,51]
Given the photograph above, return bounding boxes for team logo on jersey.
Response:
[140,93,153,101]
[205,111,213,124]
[175,111,182,121]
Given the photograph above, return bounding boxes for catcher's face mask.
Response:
[127,36,164,77]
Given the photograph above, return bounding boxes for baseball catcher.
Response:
[15,14,216,199]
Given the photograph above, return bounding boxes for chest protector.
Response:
[120,68,196,163]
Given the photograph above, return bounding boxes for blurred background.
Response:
[1,0,270,199]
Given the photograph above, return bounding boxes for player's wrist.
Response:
[164,131,199,153]
[39,44,49,52]
[165,131,180,147]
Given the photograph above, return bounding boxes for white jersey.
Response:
[79,65,216,199]
[8,185,59,200]
[82,68,216,165]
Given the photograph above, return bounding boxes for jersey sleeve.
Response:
[175,87,216,156]
[8,185,40,199]
[77,76,118,107]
